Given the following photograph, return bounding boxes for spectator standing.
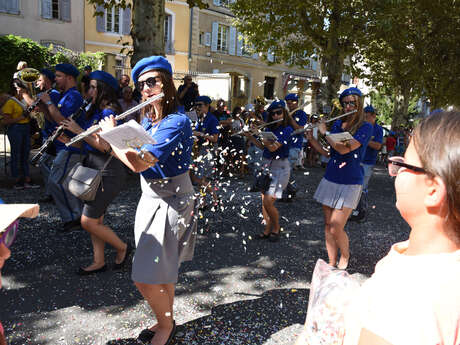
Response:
[80,65,92,99]
[178,75,199,112]
[0,82,39,189]
[350,105,383,221]
[118,86,140,122]
[386,131,396,157]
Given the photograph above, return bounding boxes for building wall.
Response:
[0,0,85,51]
[191,2,319,110]
[84,0,191,79]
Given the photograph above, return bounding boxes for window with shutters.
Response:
[106,5,122,34]
[41,0,71,21]
[217,24,229,53]
[0,0,20,14]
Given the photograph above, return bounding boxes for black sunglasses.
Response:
[137,77,161,91]
[388,156,427,176]
[342,101,357,107]
[270,109,284,116]
[195,103,206,107]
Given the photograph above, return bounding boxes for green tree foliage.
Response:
[369,90,419,129]
[231,0,368,105]
[356,0,460,125]
[87,0,208,67]
[0,35,104,92]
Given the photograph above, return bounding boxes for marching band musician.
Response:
[191,95,220,208]
[307,87,373,269]
[99,56,197,345]
[245,100,293,242]
[39,63,85,233]
[20,68,61,202]
[60,70,129,275]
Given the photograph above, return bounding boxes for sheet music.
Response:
[327,131,354,143]
[99,120,156,149]
[258,131,278,142]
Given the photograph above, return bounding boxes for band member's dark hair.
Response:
[266,107,289,130]
[86,79,121,119]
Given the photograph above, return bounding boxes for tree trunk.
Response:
[391,88,410,129]
[131,0,165,67]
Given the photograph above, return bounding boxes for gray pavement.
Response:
[0,160,409,345]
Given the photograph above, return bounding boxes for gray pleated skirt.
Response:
[131,172,197,285]
[313,178,362,210]
[264,158,290,199]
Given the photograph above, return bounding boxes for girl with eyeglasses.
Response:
[343,111,460,345]
[307,87,373,269]
[245,100,293,242]
[61,71,129,276]
[99,56,196,345]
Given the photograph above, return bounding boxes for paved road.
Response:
[0,163,409,345]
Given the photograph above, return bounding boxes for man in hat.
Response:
[350,105,383,222]
[191,95,219,207]
[39,63,85,232]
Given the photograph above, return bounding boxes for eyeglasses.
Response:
[195,103,205,107]
[0,220,19,249]
[137,77,161,91]
[342,101,357,107]
[388,156,426,177]
[270,109,284,116]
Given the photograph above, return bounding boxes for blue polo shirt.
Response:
[324,120,373,185]
[140,113,194,179]
[56,87,84,153]
[41,89,61,140]
[262,125,294,159]
[291,109,308,149]
[195,112,219,145]
[363,122,384,165]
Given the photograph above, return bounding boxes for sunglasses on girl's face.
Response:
[342,101,357,107]
[270,109,284,116]
[195,103,205,107]
[0,220,19,249]
[137,77,161,91]
[388,156,427,177]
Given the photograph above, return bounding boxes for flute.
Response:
[231,118,283,137]
[65,92,164,146]
[26,89,52,113]
[291,110,357,135]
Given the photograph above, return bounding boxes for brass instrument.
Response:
[16,68,47,128]
[65,92,165,146]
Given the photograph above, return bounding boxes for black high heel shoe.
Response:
[77,264,107,276]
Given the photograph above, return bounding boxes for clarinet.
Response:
[26,89,52,113]
[30,99,90,167]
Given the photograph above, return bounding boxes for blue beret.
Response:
[55,63,79,78]
[40,68,55,82]
[267,100,286,112]
[364,105,375,113]
[339,87,362,101]
[285,93,298,101]
[131,56,172,84]
[195,95,212,104]
[89,70,119,92]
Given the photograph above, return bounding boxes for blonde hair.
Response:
[16,61,28,70]
[343,95,364,135]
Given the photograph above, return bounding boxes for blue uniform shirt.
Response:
[56,87,84,153]
[140,113,194,179]
[291,109,308,149]
[324,120,373,185]
[41,89,61,140]
[362,123,384,165]
[82,108,115,153]
[262,125,294,159]
[195,112,219,145]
